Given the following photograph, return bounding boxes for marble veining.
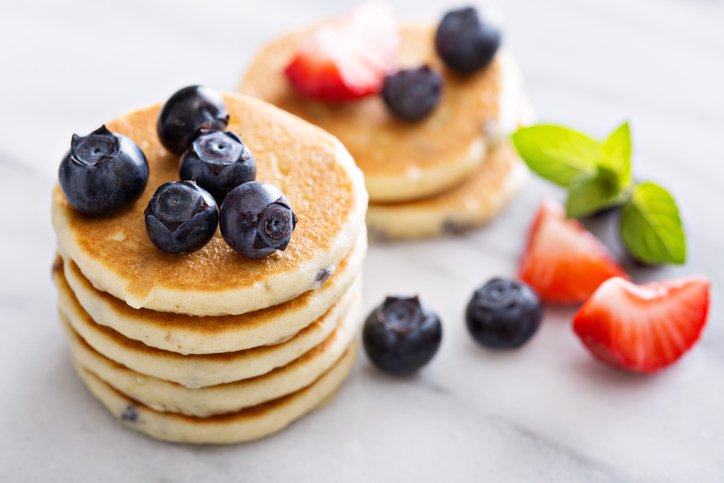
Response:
[1,0,723,481]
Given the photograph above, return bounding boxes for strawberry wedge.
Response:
[284,1,399,101]
[573,276,710,373]
[518,200,627,304]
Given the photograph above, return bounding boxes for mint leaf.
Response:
[620,182,686,264]
[566,167,629,218]
[511,125,602,187]
[602,121,633,188]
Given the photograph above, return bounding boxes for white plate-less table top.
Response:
[1,0,723,481]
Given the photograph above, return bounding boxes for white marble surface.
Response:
[1,0,723,481]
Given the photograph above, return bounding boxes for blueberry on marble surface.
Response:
[157,85,229,155]
[363,296,442,375]
[219,182,297,259]
[144,180,218,254]
[59,125,148,216]
[179,130,256,203]
[465,278,543,349]
[435,7,501,74]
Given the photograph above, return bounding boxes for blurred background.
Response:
[3,0,723,172]
[2,0,723,481]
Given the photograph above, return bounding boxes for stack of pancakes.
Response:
[50,94,368,444]
[241,23,533,239]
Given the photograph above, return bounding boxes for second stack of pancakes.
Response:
[51,94,368,444]
[241,22,533,239]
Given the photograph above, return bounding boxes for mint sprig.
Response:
[511,125,601,187]
[601,121,633,187]
[511,121,687,265]
[565,168,628,219]
[621,182,686,264]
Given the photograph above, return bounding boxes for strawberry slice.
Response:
[518,200,627,304]
[284,1,398,101]
[573,276,710,373]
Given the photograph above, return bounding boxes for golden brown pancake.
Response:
[62,307,356,417]
[52,94,367,316]
[241,22,522,203]
[72,343,357,444]
[58,227,365,355]
[55,263,361,388]
[366,143,527,239]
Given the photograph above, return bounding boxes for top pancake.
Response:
[52,94,367,316]
[241,22,518,202]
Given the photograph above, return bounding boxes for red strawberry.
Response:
[573,276,710,373]
[284,2,398,101]
[518,199,627,304]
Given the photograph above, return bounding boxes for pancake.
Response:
[59,228,366,355]
[366,143,528,240]
[51,94,368,316]
[241,22,526,202]
[61,308,356,417]
[72,343,357,444]
[56,264,362,388]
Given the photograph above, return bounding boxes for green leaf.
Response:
[602,121,633,188]
[565,168,629,218]
[511,125,602,187]
[620,181,687,264]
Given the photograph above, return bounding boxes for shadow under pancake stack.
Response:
[51,94,368,444]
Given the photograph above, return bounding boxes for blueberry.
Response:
[219,182,297,259]
[435,7,501,74]
[58,125,149,216]
[465,278,543,349]
[363,296,442,375]
[382,66,444,122]
[144,181,218,254]
[157,85,229,155]
[121,405,138,423]
[179,130,256,203]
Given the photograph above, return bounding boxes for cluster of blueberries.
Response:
[364,8,534,375]
[381,7,502,121]
[57,7,527,376]
[363,278,543,375]
[58,86,297,258]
